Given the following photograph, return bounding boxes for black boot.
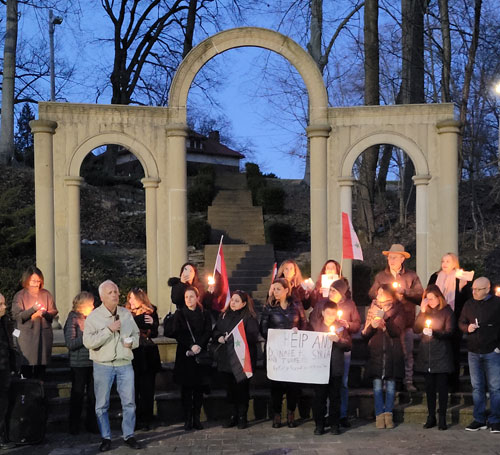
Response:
[423,415,436,429]
[237,403,248,429]
[438,415,447,431]
[181,388,193,431]
[192,391,204,430]
[287,410,297,428]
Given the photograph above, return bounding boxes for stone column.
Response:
[142,177,160,307]
[338,177,355,286]
[307,123,331,278]
[64,176,83,309]
[436,119,460,256]
[413,175,431,283]
[30,119,57,294]
[166,125,188,281]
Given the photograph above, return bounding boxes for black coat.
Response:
[212,308,260,374]
[259,297,308,339]
[171,307,212,387]
[132,307,161,373]
[310,317,352,377]
[362,301,405,380]
[0,314,18,372]
[414,305,455,373]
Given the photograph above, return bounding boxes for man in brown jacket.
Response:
[368,244,424,392]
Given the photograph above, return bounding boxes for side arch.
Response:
[67,132,159,179]
[340,131,429,177]
[168,27,329,124]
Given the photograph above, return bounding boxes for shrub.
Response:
[265,222,296,250]
[258,186,286,214]
[187,165,216,213]
[188,218,211,248]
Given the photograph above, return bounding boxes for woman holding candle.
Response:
[414,284,455,430]
[427,253,471,391]
[126,288,162,430]
[170,286,212,430]
[260,278,308,428]
[12,266,58,379]
[212,290,260,429]
[362,284,405,429]
[310,299,352,435]
[310,279,360,428]
[168,262,205,309]
[311,260,347,305]
[273,260,312,310]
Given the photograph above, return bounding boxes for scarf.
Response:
[435,270,456,310]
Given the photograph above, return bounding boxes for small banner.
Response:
[266,329,333,384]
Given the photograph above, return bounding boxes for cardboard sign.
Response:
[266,329,332,384]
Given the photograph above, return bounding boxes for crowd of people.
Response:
[1,245,500,451]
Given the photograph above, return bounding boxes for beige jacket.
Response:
[83,304,139,366]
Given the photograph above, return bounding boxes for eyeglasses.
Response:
[29,279,42,284]
[472,287,488,291]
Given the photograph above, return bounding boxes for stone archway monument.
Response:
[30,27,459,321]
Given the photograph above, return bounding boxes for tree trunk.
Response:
[438,0,451,102]
[376,144,393,193]
[182,0,198,58]
[0,0,18,165]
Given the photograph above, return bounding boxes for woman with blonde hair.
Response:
[126,288,161,430]
[64,291,97,434]
[274,259,312,310]
[414,284,455,430]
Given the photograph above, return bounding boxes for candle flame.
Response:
[425,319,431,328]
[330,325,336,333]
[392,282,399,289]
[207,275,215,285]
[337,310,343,319]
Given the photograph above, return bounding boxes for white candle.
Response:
[207,275,215,286]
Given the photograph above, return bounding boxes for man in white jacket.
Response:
[83,280,140,452]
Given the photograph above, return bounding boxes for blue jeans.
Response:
[93,362,136,440]
[373,378,395,416]
[468,351,500,424]
[340,351,351,419]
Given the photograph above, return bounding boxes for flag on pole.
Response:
[227,319,253,383]
[270,262,278,284]
[342,212,363,260]
[213,236,231,311]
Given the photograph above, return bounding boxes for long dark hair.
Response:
[224,290,257,318]
[179,262,204,294]
[267,278,292,307]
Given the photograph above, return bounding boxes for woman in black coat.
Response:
[414,284,455,430]
[213,291,260,429]
[427,253,472,391]
[362,284,405,430]
[171,286,212,431]
[260,278,308,429]
[167,262,205,309]
[126,288,161,430]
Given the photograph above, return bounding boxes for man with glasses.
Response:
[459,277,500,433]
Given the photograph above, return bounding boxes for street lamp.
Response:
[49,10,63,101]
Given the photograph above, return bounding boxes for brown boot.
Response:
[375,413,385,429]
[384,412,394,429]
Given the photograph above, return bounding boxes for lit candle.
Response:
[425,319,432,328]
[496,286,500,297]
[337,310,343,319]
[207,275,215,286]
[392,282,399,289]
[329,325,336,334]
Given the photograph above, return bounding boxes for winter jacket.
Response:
[362,300,405,380]
[458,295,500,354]
[83,304,139,366]
[12,288,58,366]
[213,308,260,374]
[64,310,92,368]
[259,297,308,339]
[368,266,423,328]
[414,305,455,373]
[171,306,212,387]
[428,272,472,319]
[0,314,18,372]
[131,306,162,373]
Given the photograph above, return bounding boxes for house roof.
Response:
[187,130,244,159]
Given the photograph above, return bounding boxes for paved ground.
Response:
[4,419,500,455]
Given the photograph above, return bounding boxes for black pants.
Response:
[20,365,45,380]
[270,380,299,415]
[0,369,11,439]
[69,367,97,432]
[313,376,342,427]
[135,370,157,424]
[223,372,249,417]
[424,372,449,416]
[181,386,203,423]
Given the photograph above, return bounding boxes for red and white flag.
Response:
[342,212,363,260]
[228,319,253,382]
[270,262,277,284]
[213,236,231,311]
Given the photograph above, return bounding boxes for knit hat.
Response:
[330,279,348,300]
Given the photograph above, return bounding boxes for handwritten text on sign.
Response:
[266,329,332,384]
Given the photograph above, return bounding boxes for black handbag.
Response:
[163,312,175,338]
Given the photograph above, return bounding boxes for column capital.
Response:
[436,119,461,134]
[412,174,431,186]
[166,124,188,137]
[306,123,331,138]
[338,176,355,187]
[64,176,84,187]
[141,177,161,189]
[29,119,58,134]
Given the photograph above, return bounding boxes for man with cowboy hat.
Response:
[368,244,424,392]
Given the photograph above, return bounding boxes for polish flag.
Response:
[270,262,278,284]
[228,319,253,382]
[342,212,363,260]
[213,236,231,311]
